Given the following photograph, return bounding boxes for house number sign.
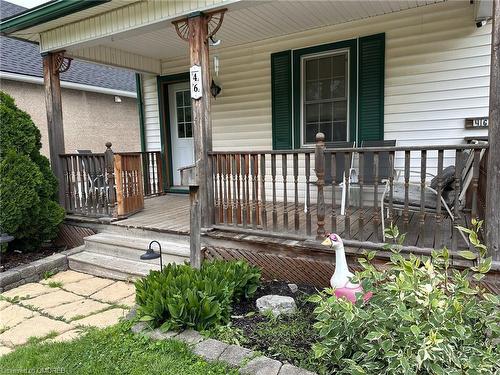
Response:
[465,117,488,128]
[190,65,203,100]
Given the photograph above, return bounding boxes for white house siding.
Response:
[158,1,489,150]
[142,74,161,152]
[143,0,490,202]
[39,0,233,53]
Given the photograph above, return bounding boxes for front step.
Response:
[68,231,191,280]
[83,232,189,264]
[68,251,159,280]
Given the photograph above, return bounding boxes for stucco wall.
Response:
[0,79,140,156]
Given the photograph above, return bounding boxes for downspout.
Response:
[135,73,148,193]
[135,73,146,153]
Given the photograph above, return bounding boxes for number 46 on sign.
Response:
[190,65,203,100]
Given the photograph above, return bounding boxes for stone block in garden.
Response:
[256,295,296,316]
[278,363,317,375]
[175,329,204,344]
[218,344,254,367]
[240,356,282,375]
[131,322,148,334]
[193,338,228,361]
[0,270,21,289]
[18,265,36,278]
[146,329,178,340]
[125,306,137,321]
[287,283,299,293]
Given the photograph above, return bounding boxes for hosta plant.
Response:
[135,260,261,331]
[309,223,499,374]
[201,260,261,299]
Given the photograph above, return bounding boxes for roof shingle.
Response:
[0,0,136,93]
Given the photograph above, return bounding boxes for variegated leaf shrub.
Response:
[309,223,499,374]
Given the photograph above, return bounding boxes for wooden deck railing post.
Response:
[315,133,326,239]
[104,142,116,217]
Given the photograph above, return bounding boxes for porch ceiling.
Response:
[62,0,446,73]
[92,0,444,61]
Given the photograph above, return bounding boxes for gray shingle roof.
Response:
[0,0,136,93]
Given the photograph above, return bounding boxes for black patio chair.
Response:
[323,141,356,184]
[360,140,396,184]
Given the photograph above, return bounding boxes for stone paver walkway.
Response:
[0,270,134,356]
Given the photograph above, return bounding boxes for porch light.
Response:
[140,240,163,271]
[210,79,222,99]
[0,232,14,244]
[209,36,221,46]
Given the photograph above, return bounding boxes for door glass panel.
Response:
[185,123,192,138]
[176,91,183,106]
[175,89,192,139]
[303,51,348,144]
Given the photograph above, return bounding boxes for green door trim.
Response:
[157,72,190,193]
[292,38,358,148]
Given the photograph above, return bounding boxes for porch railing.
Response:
[208,136,488,252]
[60,143,163,218]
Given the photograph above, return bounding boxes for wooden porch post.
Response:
[187,12,212,228]
[42,52,70,206]
[486,0,499,260]
[173,10,225,228]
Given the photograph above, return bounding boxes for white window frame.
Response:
[300,48,350,147]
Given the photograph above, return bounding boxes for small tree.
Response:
[0,91,65,251]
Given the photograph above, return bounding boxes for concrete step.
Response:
[83,232,189,264]
[95,224,190,243]
[68,251,163,281]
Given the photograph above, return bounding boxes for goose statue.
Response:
[322,233,372,303]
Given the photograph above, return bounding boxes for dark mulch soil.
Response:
[228,280,321,370]
[0,244,67,272]
[232,280,318,317]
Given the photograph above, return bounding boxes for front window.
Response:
[302,50,348,145]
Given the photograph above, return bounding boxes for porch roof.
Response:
[0,0,475,74]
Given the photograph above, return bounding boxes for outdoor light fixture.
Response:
[210,79,222,99]
[140,240,162,270]
[0,232,14,245]
[209,36,221,46]
[476,19,487,28]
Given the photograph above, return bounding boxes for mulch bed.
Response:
[0,244,66,272]
[232,280,318,317]
[229,280,320,366]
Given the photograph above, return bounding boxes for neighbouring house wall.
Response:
[143,0,489,154]
[0,79,140,156]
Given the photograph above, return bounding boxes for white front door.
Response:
[168,82,194,187]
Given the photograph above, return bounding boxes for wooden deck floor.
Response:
[217,201,469,250]
[111,194,469,250]
[112,194,191,234]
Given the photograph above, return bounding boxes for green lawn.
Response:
[0,322,237,375]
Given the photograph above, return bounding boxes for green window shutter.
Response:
[271,50,292,150]
[358,33,385,142]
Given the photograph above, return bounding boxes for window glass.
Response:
[303,51,348,144]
